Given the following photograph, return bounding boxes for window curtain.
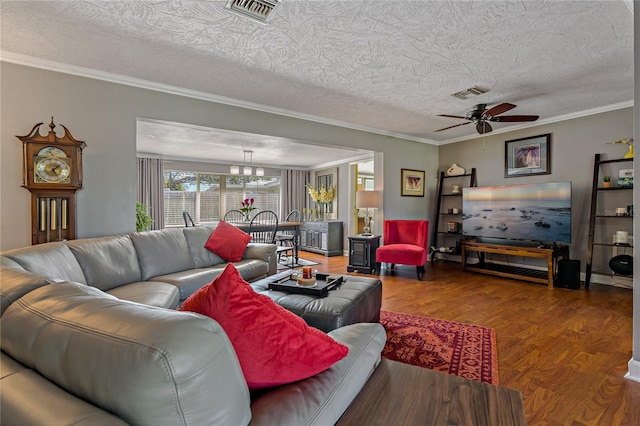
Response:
[280,169,309,220]
[137,157,164,230]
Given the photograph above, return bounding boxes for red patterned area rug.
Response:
[380,310,499,385]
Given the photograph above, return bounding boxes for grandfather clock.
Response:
[17,118,86,245]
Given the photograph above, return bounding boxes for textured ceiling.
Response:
[0,1,634,165]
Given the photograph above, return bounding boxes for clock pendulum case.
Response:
[17,117,86,245]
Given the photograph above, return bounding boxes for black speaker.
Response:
[556,259,580,290]
[609,254,633,275]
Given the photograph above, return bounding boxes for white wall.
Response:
[0,62,439,250]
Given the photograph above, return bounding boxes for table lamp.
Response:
[356,190,380,235]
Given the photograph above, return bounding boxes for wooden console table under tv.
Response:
[461,241,570,288]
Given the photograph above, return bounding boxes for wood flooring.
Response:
[299,251,640,425]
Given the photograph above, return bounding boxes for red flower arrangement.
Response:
[240,198,256,214]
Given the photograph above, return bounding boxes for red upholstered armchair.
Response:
[376,219,429,280]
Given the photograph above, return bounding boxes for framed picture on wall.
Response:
[505,133,551,178]
[401,168,425,197]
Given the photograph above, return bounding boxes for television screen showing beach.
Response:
[462,182,571,244]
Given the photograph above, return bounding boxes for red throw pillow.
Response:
[204,220,252,262]
[180,264,349,390]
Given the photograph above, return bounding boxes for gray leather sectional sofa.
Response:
[1,226,278,308]
[0,226,386,425]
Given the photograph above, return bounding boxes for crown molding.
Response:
[2,51,632,147]
[0,51,439,145]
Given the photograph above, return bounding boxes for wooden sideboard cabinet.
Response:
[299,221,343,256]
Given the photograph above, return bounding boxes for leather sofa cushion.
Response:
[1,242,87,284]
[106,281,180,309]
[151,259,270,302]
[1,353,127,425]
[183,226,225,268]
[130,228,194,281]
[1,281,252,426]
[0,267,51,316]
[67,235,142,291]
[0,256,25,270]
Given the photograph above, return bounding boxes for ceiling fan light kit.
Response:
[436,103,540,135]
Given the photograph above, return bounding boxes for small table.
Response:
[337,360,527,426]
[347,234,381,274]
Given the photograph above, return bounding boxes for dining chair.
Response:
[248,210,279,244]
[275,209,301,267]
[182,211,196,227]
[223,209,246,225]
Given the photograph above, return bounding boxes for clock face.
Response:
[35,157,71,183]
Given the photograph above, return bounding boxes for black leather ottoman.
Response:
[251,271,382,332]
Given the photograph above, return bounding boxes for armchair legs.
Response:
[380,263,426,280]
[416,265,425,280]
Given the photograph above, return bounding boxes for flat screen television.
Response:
[462,182,571,244]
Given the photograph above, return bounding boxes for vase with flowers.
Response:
[240,198,256,221]
[307,184,336,221]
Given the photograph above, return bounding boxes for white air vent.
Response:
[226,0,280,23]
[452,86,488,100]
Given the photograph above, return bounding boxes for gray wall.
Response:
[0,62,438,250]
[438,107,634,279]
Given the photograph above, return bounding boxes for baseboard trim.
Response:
[625,358,640,382]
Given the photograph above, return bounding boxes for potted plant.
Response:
[136,202,154,231]
[602,176,612,188]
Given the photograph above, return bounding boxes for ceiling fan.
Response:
[435,103,539,134]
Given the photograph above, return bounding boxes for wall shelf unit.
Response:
[430,168,477,261]
[585,153,633,288]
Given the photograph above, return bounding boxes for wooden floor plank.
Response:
[298,252,640,425]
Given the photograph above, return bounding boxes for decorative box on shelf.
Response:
[618,168,633,187]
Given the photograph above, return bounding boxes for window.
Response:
[164,171,280,226]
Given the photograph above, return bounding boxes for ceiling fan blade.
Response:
[434,122,472,132]
[483,103,516,118]
[476,122,493,134]
[437,114,468,120]
[491,115,540,122]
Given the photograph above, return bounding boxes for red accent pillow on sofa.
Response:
[179,264,349,390]
[204,220,252,262]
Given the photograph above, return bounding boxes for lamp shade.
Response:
[356,190,379,209]
[230,165,240,174]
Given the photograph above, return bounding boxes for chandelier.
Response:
[230,150,264,176]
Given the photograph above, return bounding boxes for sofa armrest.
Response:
[249,323,386,426]
[244,243,277,276]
